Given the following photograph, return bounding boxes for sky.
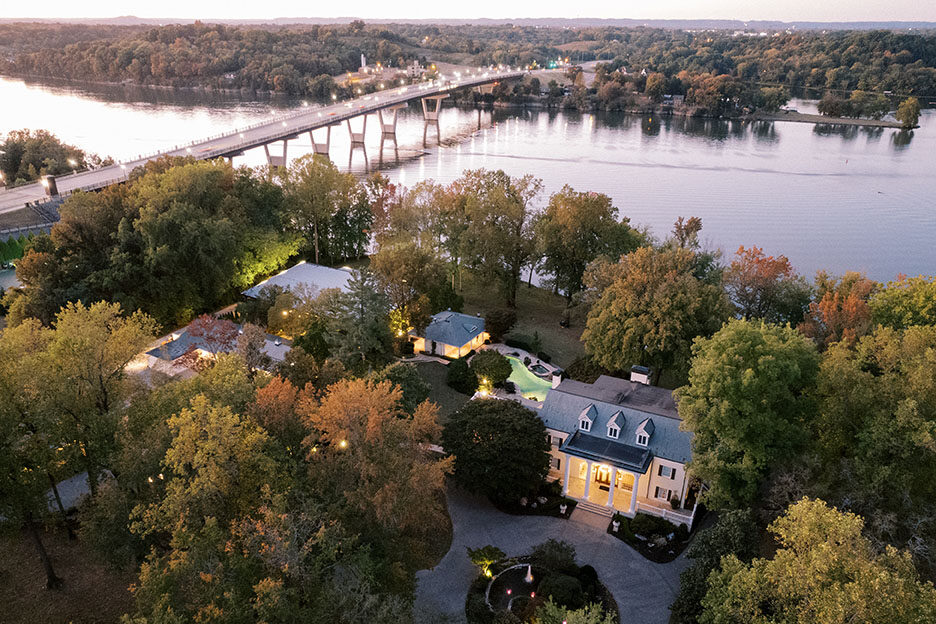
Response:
[5,0,935,22]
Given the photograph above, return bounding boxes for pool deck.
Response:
[477,343,563,408]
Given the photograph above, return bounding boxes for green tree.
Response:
[671,509,758,624]
[676,319,819,508]
[321,270,393,371]
[45,301,157,496]
[462,169,543,307]
[812,325,936,562]
[284,154,368,264]
[370,362,432,415]
[896,96,921,129]
[700,498,936,624]
[582,246,731,383]
[470,349,513,388]
[0,128,103,186]
[0,319,63,588]
[869,275,936,329]
[446,357,478,394]
[645,72,666,102]
[442,398,550,504]
[535,185,643,302]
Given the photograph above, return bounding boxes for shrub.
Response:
[631,513,676,538]
[675,524,690,542]
[485,308,517,341]
[505,332,541,354]
[538,573,585,610]
[577,565,599,598]
[531,539,577,574]
[492,610,522,624]
[536,351,552,363]
[471,350,513,387]
[400,340,415,356]
[466,591,493,624]
[670,495,681,510]
[447,357,478,394]
[468,545,506,576]
[564,356,608,383]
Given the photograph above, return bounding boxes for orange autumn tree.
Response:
[300,378,452,571]
[724,246,813,325]
[248,376,303,452]
[798,272,876,350]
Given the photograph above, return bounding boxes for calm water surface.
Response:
[1,76,933,281]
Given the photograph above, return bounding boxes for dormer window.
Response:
[635,417,655,447]
[578,404,596,432]
[606,410,623,440]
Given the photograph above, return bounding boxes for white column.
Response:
[606,466,617,507]
[583,460,593,500]
[629,472,639,514]
[562,455,571,495]
[679,473,689,509]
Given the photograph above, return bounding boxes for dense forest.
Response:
[2,22,935,101]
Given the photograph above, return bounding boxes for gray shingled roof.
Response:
[538,375,692,465]
[560,430,652,473]
[423,311,485,347]
[147,325,291,364]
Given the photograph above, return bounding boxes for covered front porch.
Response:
[562,455,642,515]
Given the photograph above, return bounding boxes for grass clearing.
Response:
[415,361,471,422]
[459,274,587,369]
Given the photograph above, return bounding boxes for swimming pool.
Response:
[506,356,554,401]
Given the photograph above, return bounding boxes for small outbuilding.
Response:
[412,311,488,358]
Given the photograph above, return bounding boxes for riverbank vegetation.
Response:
[2,22,935,108]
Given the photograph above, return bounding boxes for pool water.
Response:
[506,356,554,402]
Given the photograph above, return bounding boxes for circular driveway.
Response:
[415,487,689,623]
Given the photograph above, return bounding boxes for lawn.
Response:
[415,361,471,422]
[459,274,586,369]
[1,528,134,624]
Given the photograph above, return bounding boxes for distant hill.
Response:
[1,16,935,31]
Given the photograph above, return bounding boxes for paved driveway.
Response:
[415,487,689,623]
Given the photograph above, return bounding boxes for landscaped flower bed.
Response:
[607,512,694,563]
[465,540,619,624]
[493,480,577,518]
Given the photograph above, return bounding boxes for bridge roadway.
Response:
[0,69,525,216]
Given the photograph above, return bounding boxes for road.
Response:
[0,69,525,216]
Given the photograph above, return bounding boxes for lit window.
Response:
[655,486,670,500]
[636,434,649,447]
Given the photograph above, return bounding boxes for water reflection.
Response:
[1,76,933,280]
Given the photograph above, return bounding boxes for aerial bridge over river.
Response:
[0,69,525,231]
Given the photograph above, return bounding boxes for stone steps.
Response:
[574,500,615,518]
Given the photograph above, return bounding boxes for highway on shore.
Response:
[0,69,525,217]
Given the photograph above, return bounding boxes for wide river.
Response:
[1,75,933,281]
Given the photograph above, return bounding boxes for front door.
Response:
[594,465,611,491]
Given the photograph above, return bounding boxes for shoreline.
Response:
[747,110,910,129]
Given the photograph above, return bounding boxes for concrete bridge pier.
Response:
[263,140,288,168]
[347,117,367,148]
[309,125,336,157]
[378,134,399,167]
[377,104,407,139]
[421,95,448,146]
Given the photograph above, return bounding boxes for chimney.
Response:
[630,365,651,385]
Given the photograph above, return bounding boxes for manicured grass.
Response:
[459,274,587,369]
[0,528,134,624]
[415,361,471,422]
